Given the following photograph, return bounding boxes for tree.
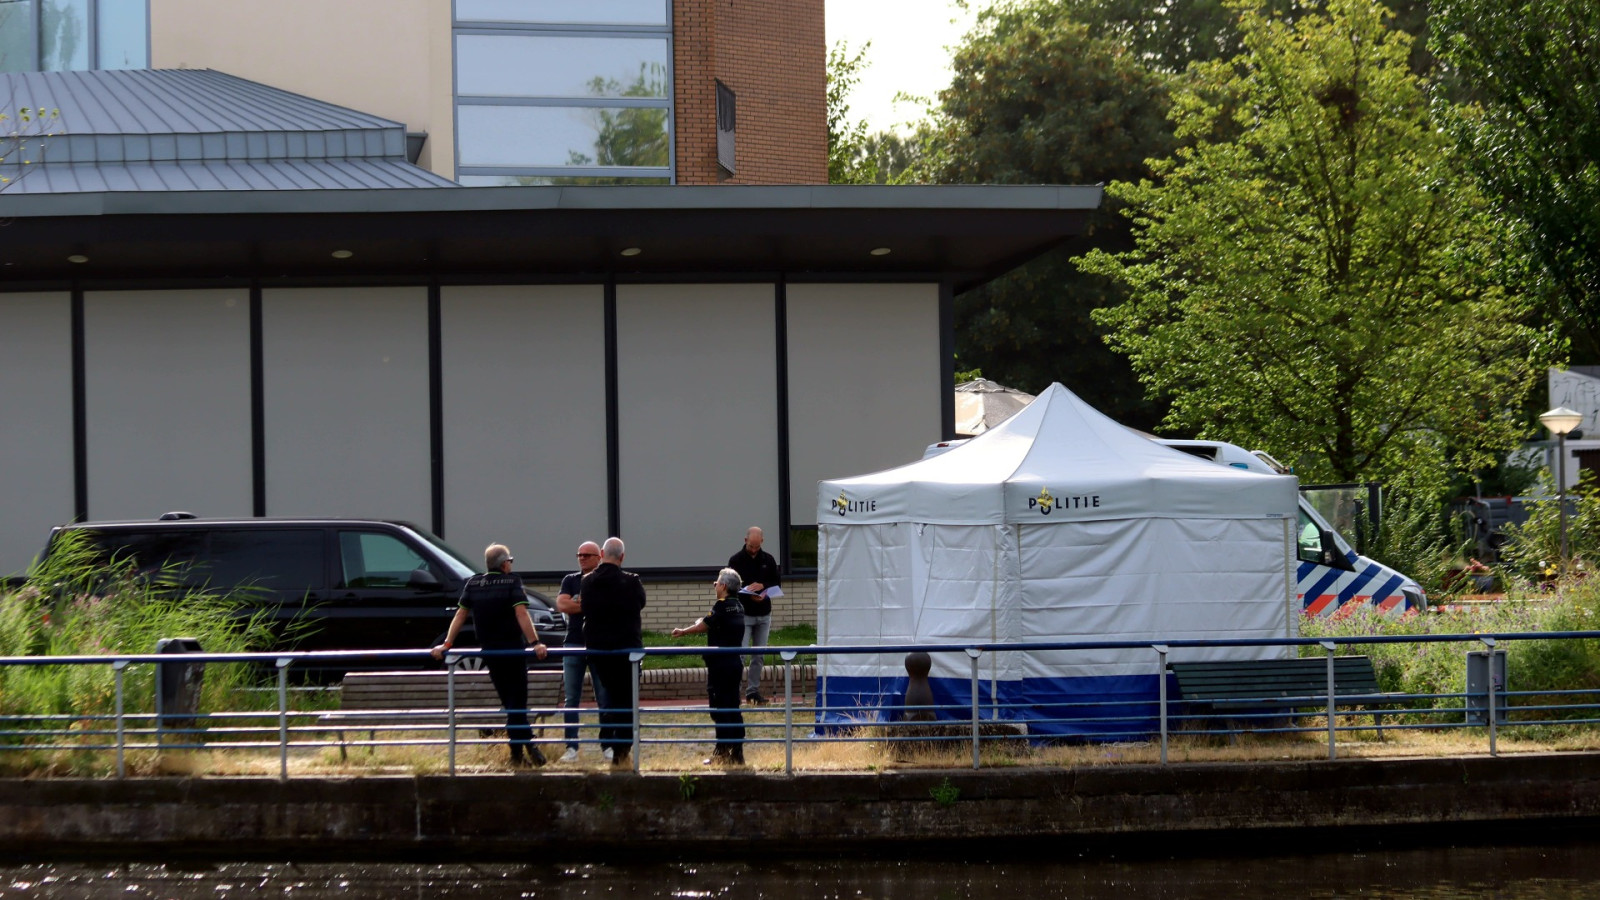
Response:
[1431,0,1600,362]
[922,0,1175,427]
[1080,0,1552,495]
[827,41,879,185]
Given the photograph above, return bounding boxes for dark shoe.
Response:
[745,692,767,705]
[529,747,547,767]
[609,750,630,768]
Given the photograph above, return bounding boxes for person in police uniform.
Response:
[672,567,747,765]
[432,543,548,767]
[579,536,646,767]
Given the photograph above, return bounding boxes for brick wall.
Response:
[672,0,827,184]
[529,577,817,635]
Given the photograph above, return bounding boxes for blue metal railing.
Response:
[3,630,1599,777]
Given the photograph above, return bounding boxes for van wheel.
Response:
[453,653,486,672]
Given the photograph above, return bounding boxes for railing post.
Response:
[967,647,983,769]
[277,657,292,780]
[1481,636,1498,756]
[781,649,798,776]
[1322,640,1337,760]
[446,654,459,776]
[630,651,645,774]
[1153,645,1169,765]
[113,659,129,779]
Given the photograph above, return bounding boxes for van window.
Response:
[1297,509,1323,564]
[84,529,207,582]
[337,531,435,589]
[201,530,325,592]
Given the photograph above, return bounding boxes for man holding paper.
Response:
[728,526,781,705]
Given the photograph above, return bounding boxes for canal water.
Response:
[3,842,1600,899]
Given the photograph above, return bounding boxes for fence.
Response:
[3,630,1598,779]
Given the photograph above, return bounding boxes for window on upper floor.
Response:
[452,0,673,185]
[0,0,148,72]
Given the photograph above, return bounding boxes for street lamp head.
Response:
[1540,407,1584,436]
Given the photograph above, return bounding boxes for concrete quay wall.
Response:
[5,753,1600,860]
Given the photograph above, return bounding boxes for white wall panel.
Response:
[262,288,430,522]
[616,284,779,568]
[0,293,73,575]
[85,289,253,521]
[787,284,943,526]
[441,285,608,571]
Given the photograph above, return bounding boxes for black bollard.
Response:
[903,651,934,722]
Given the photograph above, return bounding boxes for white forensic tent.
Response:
[815,383,1300,737]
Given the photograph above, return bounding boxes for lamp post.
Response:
[1539,406,1584,577]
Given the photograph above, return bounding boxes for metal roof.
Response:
[0,184,1104,290]
[0,69,455,191]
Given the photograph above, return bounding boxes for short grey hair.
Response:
[716,567,742,593]
[484,543,512,570]
[601,536,625,562]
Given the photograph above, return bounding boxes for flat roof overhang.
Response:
[0,184,1103,291]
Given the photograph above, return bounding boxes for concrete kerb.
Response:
[6,753,1600,859]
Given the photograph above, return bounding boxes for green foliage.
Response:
[1081,0,1553,495]
[1364,489,1462,598]
[1430,0,1600,362]
[0,103,60,188]
[827,41,879,185]
[1499,471,1600,583]
[677,773,699,801]
[1302,586,1600,716]
[925,0,1176,427]
[929,777,961,806]
[1052,0,1432,76]
[0,531,276,723]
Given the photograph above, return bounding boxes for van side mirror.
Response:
[1319,530,1354,570]
[408,568,440,588]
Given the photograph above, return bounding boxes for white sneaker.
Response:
[602,747,614,762]
[559,747,580,764]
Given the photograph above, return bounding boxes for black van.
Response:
[45,516,567,667]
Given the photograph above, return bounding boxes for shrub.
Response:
[0,530,277,724]
[1499,470,1600,583]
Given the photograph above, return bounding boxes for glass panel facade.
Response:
[453,4,673,183]
[0,1,36,72]
[96,0,146,69]
[40,0,88,71]
[457,34,668,99]
[459,104,668,168]
[1,0,149,71]
[456,0,668,26]
[458,174,671,186]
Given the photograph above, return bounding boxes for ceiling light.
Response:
[66,254,89,264]
[331,249,354,259]
[870,247,892,256]
[620,247,642,257]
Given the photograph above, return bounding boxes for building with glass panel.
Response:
[0,0,148,72]
[8,0,825,184]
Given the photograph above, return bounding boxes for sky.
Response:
[823,0,998,134]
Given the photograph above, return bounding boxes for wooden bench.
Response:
[324,670,565,758]
[1168,655,1403,735]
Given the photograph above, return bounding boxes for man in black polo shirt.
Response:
[579,536,646,767]
[555,540,602,763]
[728,526,780,704]
[431,543,548,767]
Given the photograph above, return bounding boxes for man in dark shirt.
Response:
[431,543,548,767]
[579,536,646,767]
[555,540,602,763]
[727,526,780,704]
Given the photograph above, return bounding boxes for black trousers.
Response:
[706,656,745,754]
[485,655,533,758]
[589,653,635,758]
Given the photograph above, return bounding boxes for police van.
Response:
[923,436,1426,616]
[1152,439,1426,616]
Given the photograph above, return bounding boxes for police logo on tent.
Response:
[830,491,877,517]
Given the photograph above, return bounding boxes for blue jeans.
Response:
[742,614,771,698]
[562,651,601,750]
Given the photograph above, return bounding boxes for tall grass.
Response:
[0,530,278,723]
[1301,579,1600,720]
